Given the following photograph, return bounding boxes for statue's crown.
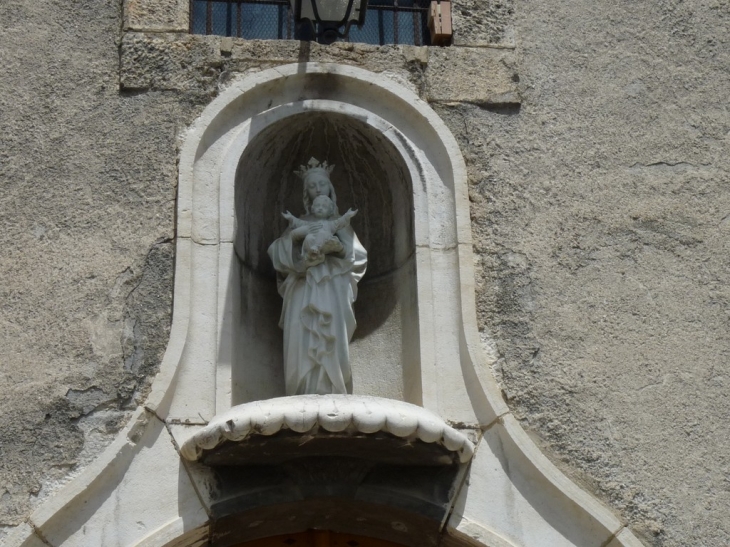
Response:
[294,157,335,180]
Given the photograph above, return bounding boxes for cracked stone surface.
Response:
[119,33,434,95]
[0,0,191,530]
[434,0,730,544]
[451,0,516,47]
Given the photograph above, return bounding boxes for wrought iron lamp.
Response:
[289,0,369,44]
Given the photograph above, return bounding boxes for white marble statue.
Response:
[282,195,358,267]
[268,158,367,396]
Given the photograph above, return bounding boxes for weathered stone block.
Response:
[124,0,189,32]
[425,46,519,105]
[120,32,222,92]
[226,39,428,71]
[120,33,429,95]
[451,0,515,47]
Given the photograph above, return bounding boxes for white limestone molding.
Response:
[163,63,509,427]
[6,64,645,547]
[179,395,475,463]
[7,408,209,547]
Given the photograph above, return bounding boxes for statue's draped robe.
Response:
[268,221,367,395]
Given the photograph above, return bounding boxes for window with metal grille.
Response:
[189,0,432,46]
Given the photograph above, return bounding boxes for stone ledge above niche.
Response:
[180,395,475,466]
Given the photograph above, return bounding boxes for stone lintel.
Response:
[120,32,520,102]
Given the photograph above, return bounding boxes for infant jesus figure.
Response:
[283,194,358,268]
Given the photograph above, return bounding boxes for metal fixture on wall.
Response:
[288,0,368,43]
[428,0,451,46]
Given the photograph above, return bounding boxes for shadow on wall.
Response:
[227,111,418,405]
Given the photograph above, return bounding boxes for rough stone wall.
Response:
[0,0,728,546]
[441,0,729,545]
[0,0,198,532]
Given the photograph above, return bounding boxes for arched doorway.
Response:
[235,530,407,546]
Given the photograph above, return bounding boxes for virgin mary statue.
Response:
[268,158,368,396]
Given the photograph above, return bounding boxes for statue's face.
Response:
[311,196,333,218]
[306,174,331,200]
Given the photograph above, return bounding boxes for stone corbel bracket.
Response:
[180,395,475,465]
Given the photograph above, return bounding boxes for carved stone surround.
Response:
[7,65,644,547]
[182,396,476,546]
[181,395,475,464]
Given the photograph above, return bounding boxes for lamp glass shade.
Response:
[292,0,364,24]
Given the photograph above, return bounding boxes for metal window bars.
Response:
[189,0,432,46]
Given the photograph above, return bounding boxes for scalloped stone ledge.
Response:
[180,395,475,463]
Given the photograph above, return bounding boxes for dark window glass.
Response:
[189,0,432,46]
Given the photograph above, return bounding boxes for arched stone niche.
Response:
[10,64,644,547]
[164,61,483,425]
[233,111,417,404]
